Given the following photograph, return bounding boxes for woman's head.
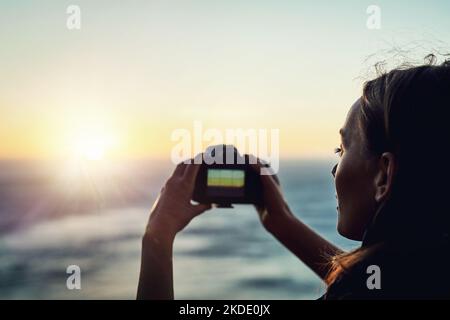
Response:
[332,98,387,240]
[333,56,450,244]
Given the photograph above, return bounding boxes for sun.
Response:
[74,138,106,160]
[70,131,115,161]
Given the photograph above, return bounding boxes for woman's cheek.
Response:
[334,161,346,207]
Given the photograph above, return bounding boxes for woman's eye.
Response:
[334,147,343,157]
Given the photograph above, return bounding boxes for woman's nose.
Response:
[331,164,337,178]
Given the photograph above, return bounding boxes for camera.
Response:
[192,145,264,208]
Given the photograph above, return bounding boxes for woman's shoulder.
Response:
[322,243,450,300]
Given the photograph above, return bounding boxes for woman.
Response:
[137,58,450,300]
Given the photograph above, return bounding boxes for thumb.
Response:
[191,203,213,216]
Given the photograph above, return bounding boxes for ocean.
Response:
[0,159,358,299]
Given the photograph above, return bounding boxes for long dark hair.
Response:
[326,55,450,287]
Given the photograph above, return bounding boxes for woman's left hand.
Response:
[145,160,212,240]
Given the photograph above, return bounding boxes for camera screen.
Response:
[206,169,245,197]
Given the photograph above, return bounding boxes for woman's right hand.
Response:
[249,157,294,233]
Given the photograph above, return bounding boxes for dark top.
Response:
[320,242,450,300]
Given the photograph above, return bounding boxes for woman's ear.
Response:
[374,152,396,203]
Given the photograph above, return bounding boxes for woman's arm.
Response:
[137,158,343,299]
[137,224,176,300]
[137,162,211,300]
[251,161,344,281]
[267,213,343,280]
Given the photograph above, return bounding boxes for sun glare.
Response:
[70,132,115,161]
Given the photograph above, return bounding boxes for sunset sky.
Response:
[1,0,449,160]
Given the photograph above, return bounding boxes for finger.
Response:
[253,203,264,214]
[248,156,280,187]
[249,165,281,196]
[247,155,270,172]
[183,162,201,184]
[255,159,278,182]
[271,171,280,185]
[191,203,212,216]
[172,162,187,178]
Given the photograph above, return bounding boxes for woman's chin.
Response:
[337,219,363,241]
